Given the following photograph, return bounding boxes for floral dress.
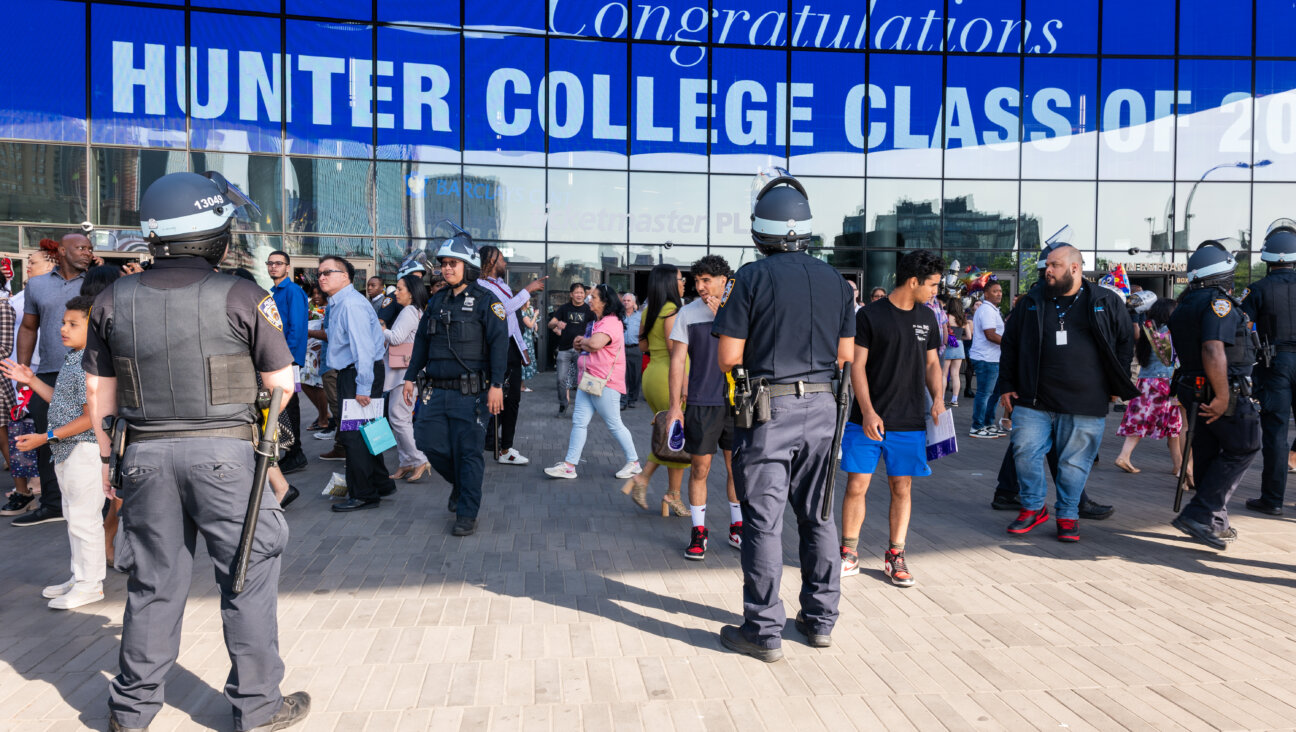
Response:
[301,302,325,387]
[1117,323,1183,440]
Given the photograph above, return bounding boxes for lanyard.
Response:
[1053,296,1078,330]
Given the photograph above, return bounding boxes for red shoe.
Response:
[1007,507,1050,534]
[684,527,708,561]
[728,522,742,549]
[1056,518,1079,542]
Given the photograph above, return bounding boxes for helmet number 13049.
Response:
[194,195,225,209]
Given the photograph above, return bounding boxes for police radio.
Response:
[727,367,755,429]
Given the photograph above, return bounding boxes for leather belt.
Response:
[126,424,257,445]
[765,381,833,399]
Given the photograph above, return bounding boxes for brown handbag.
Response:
[650,410,690,464]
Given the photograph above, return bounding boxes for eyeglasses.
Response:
[317,269,345,278]
[265,260,288,267]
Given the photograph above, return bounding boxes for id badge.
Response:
[1055,330,1068,346]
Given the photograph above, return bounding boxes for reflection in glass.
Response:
[942,180,1018,251]
[628,244,703,270]
[226,233,282,283]
[1096,182,1175,264]
[705,246,763,271]
[548,169,627,243]
[865,178,940,249]
[800,177,864,249]
[1099,58,1175,180]
[1253,184,1296,244]
[546,242,623,303]
[1174,181,1250,252]
[94,148,187,227]
[461,165,545,241]
[1255,61,1296,182]
[376,161,461,238]
[629,172,706,245]
[1176,60,1252,182]
[285,157,373,235]
[190,153,283,232]
[284,235,375,263]
[1020,181,1095,267]
[708,175,755,246]
[0,143,87,225]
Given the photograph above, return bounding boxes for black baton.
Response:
[233,386,285,594]
[1173,377,1204,513]
[822,363,853,522]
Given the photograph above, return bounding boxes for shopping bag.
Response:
[361,417,397,456]
[321,472,348,497]
[925,409,958,461]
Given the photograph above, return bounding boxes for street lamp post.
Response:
[1182,159,1273,247]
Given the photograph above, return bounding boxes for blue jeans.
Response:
[565,386,638,465]
[971,359,1000,429]
[1011,406,1106,520]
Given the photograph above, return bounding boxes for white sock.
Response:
[690,504,706,527]
[730,503,742,523]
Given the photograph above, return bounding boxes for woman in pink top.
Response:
[544,284,642,481]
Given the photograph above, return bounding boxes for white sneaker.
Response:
[313,429,336,440]
[614,461,642,480]
[41,577,75,599]
[48,583,104,610]
[544,462,577,479]
[498,448,530,466]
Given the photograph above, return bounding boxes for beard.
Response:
[1045,270,1075,298]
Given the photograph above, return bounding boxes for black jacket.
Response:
[998,280,1140,407]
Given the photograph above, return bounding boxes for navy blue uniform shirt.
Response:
[1241,267,1296,348]
[711,251,855,383]
[404,282,508,385]
[1171,286,1250,379]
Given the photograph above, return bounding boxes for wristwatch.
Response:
[100,454,111,465]
[491,382,503,389]
[46,429,60,444]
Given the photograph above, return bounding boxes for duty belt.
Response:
[765,381,833,399]
[126,423,257,446]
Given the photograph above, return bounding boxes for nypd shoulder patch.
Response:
[258,295,284,331]
[1240,288,1250,301]
[719,280,735,307]
[1212,299,1233,318]
[491,302,507,320]
[381,296,393,308]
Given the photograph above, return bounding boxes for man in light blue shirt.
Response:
[317,255,395,512]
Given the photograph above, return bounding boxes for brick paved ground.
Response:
[4,377,1296,731]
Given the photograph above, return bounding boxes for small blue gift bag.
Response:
[360,417,397,456]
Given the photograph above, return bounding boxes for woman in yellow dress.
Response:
[621,264,689,515]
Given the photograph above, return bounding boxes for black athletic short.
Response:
[683,404,734,455]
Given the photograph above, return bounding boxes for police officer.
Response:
[1168,240,1261,550]
[711,170,855,661]
[1241,219,1296,516]
[83,172,309,731]
[402,227,508,537]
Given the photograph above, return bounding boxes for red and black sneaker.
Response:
[1007,506,1050,534]
[1056,518,1079,542]
[684,526,708,561]
[883,549,915,588]
[728,522,743,549]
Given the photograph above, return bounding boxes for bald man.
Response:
[12,232,95,527]
[995,245,1138,542]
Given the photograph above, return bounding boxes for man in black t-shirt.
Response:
[839,251,946,588]
[547,283,592,415]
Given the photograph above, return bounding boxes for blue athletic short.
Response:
[840,423,931,477]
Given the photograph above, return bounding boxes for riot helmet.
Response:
[139,171,260,265]
[1129,290,1157,315]
[430,219,480,283]
[1261,218,1296,264]
[1186,239,1238,289]
[749,167,812,255]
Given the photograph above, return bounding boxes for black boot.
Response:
[1078,494,1114,520]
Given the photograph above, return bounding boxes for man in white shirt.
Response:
[478,246,546,465]
[968,281,1005,439]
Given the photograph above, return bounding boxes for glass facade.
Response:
[1,0,1293,298]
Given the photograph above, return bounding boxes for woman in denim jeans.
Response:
[544,284,641,481]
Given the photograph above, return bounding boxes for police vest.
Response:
[424,285,490,371]
[107,272,258,426]
[1254,274,1296,346]
[1215,287,1261,371]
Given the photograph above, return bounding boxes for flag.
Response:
[1099,264,1131,297]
